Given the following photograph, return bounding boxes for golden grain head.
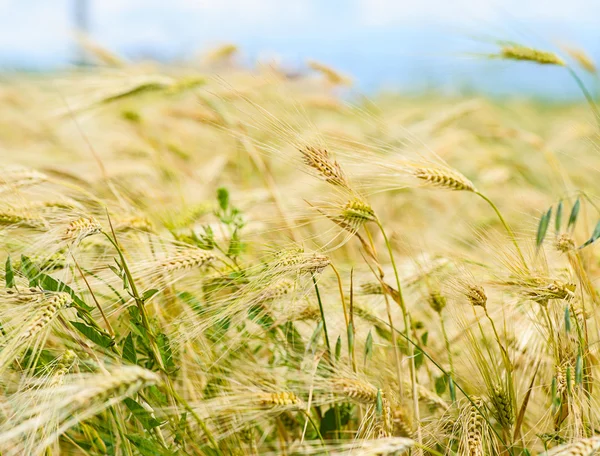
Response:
[341,198,377,224]
[161,249,216,272]
[64,216,102,241]
[565,47,596,73]
[555,233,575,253]
[500,44,565,66]
[258,391,302,407]
[464,284,487,308]
[331,377,378,404]
[413,166,476,192]
[300,146,349,188]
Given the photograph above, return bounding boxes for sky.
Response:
[1,0,599,97]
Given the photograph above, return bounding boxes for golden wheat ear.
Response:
[498,44,565,66]
[412,166,476,192]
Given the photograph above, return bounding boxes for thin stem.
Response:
[439,314,455,401]
[566,67,600,128]
[375,219,421,448]
[312,274,332,360]
[475,191,527,268]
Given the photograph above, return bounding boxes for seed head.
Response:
[565,47,597,73]
[19,292,72,341]
[331,377,378,404]
[360,282,384,295]
[555,233,575,253]
[300,146,349,188]
[307,60,352,86]
[340,199,377,224]
[64,217,102,241]
[413,167,476,192]
[161,249,216,273]
[466,397,485,456]
[0,165,47,188]
[500,44,565,66]
[428,290,447,313]
[464,285,487,309]
[0,208,46,229]
[257,391,303,408]
[490,385,513,429]
[276,248,330,274]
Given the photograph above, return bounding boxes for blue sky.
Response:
[1,0,600,97]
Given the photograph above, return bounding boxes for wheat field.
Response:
[1,43,600,455]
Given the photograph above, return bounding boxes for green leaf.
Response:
[575,354,583,384]
[217,187,229,211]
[414,346,424,369]
[178,291,203,315]
[319,407,341,439]
[307,320,324,353]
[157,333,175,371]
[568,198,580,230]
[37,271,93,312]
[566,365,572,393]
[5,256,14,288]
[421,331,429,346]
[20,255,41,287]
[71,321,114,348]
[206,317,231,342]
[142,289,159,302]
[122,333,137,364]
[123,398,162,430]
[347,321,354,356]
[376,389,383,416]
[564,306,571,333]
[227,228,244,257]
[579,220,600,249]
[555,200,563,233]
[283,321,304,354]
[248,304,274,329]
[364,329,373,364]
[335,336,342,362]
[449,376,456,402]
[126,434,172,456]
[536,207,552,248]
[20,256,92,311]
[434,375,447,395]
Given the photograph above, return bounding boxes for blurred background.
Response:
[1,0,599,98]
